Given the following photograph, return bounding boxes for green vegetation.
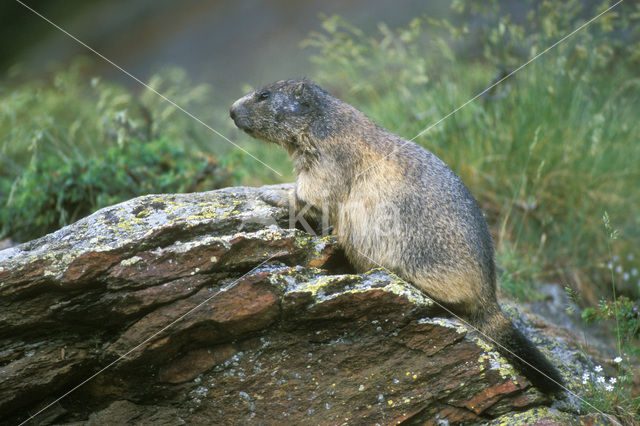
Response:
[583,295,640,359]
[581,302,640,421]
[566,215,640,421]
[1,138,229,242]
[577,358,639,421]
[0,61,233,241]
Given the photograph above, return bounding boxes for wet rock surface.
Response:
[0,184,610,425]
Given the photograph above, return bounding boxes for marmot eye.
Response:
[257,90,270,101]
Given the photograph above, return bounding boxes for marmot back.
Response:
[230,79,564,396]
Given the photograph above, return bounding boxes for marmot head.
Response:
[230,79,333,150]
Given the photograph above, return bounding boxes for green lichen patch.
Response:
[488,406,582,425]
[419,317,521,381]
[280,268,434,312]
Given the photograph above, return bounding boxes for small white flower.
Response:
[594,365,603,372]
[582,379,588,385]
[623,272,630,281]
[628,253,634,261]
[607,262,613,269]
[597,376,605,383]
[609,377,617,384]
[615,265,623,274]
[614,357,622,363]
[631,268,638,277]
[613,255,619,262]
[605,384,614,391]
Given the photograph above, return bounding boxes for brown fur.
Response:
[230,79,564,395]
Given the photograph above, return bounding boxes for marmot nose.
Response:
[229,107,237,121]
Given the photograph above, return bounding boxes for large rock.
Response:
[0,184,604,424]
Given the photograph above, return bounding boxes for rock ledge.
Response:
[0,185,601,425]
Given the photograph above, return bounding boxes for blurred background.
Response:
[1,0,640,413]
[2,0,450,99]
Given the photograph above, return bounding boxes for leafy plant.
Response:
[1,138,230,242]
[0,59,233,242]
[578,359,639,420]
[583,296,640,358]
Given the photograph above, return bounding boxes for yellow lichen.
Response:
[119,256,143,267]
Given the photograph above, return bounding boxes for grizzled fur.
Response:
[230,79,564,395]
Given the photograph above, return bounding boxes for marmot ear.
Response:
[294,81,311,98]
[294,81,314,109]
